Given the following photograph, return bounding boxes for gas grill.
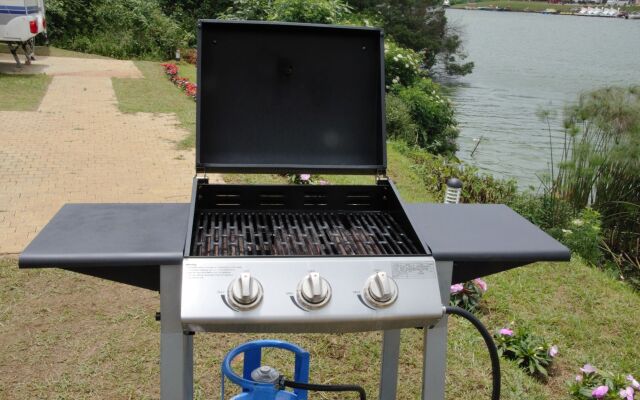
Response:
[180,20,443,335]
[17,18,571,400]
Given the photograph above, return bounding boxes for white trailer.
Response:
[0,0,46,67]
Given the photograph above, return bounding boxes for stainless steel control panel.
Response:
[181,257,443,333]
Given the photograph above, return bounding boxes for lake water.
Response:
[445,9,640,188]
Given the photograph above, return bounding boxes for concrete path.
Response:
[0,54,221,254]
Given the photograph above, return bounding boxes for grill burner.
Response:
[191,210,421,257]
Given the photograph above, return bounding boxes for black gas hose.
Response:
[280,377,366,400]
[278,306,499,400]
[445,306,501,400]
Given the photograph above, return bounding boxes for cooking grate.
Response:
[191,210,421,256]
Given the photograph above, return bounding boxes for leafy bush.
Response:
[508,191,575,232]
[556,208,603,266]
[218,0,272,20]
[393,78,458,155]
[569,365,639,399]
[392,140,519,204]
[270,0,352,23]
[385,93,420,145]
[494,325,558,378]
[554,86,640,288]
[449,278,487,313]
[46,0,187,59]
[384,40,423,88]
[220,0,352,24]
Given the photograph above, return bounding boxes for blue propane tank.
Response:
[221,340,310,400]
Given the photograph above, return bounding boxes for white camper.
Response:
[0,0,46,66]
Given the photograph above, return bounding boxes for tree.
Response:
[349,0,474,76]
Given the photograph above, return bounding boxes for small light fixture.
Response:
[444,178,463,204]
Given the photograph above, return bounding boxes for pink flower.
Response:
[473,278,488,292]
[499,328,514,336]
[627,376,640,390]
[549,345,558,357]
[450,283,464,294]
[619,387,634,400]
[300,174,311,181]
[575,375,583,382]
[581,364,596,374]
[592,386,608,399]
[318,180,328,185]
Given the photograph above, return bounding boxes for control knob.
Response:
[297,272,331,309]
[228,272,263,310]
[364,271,398,307]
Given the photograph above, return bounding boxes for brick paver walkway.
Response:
[0,55,221,254]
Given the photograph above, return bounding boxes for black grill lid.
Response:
[196,20,386,174]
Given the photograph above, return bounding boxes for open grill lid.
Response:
[196,20,386,174]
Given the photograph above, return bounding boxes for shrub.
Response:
[47,0,187,59]
[270,0,352,23]
[494,325,558,378]
[556,208,603,266]
[221,0,352,24]
[393,78,458,155]
[508,191,574,232]
[218,0,272,20]
[554,86,640,289]
[384,40,423,88]
[385,93,420,145]
[391,140,519,204]
[569,365,639,399]
[449,278,487,313]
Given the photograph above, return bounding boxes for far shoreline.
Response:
[450,1,640,16]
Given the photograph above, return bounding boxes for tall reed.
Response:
[555,86,640,286]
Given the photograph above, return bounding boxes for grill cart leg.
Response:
[379,329,401,400]
[421,261,453,400]
[160,265,194,400]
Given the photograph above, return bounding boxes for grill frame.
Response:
[184,180,429,258]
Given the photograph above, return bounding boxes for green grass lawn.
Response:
[0,73,51,111]
[113,61,197,149]
[0,44,112,59]
[2,257,638,399]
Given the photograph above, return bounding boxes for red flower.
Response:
[159,62,197,100]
